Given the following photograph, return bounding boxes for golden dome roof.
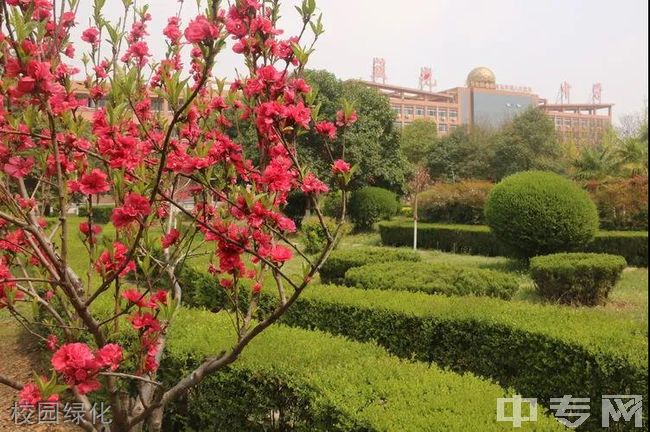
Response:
[467,67,496,88]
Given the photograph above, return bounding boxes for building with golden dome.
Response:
[363,66,613,146]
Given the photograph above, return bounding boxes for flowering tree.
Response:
[0,0,355,430]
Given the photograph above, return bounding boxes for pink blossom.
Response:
[81,27,100,47]
[78,169,110,195]
[301,173,329,195]
[185,15,220,43]
[332,159,351,175]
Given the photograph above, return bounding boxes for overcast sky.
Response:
[73,0,648,121]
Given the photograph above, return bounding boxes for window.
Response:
[450,124,458,130]
[404,106,414,116]
[449,110,458,119]
[438,109,447,119]
[392,105,402,115]
[438,123,448,132]
[415,106,425,116]
[427,108,437,117]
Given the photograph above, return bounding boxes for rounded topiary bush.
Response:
[344,261,520,300]
[530,253,627,306]
[484,171,599,258]
[319,246,420,284]
[348,187,400,231]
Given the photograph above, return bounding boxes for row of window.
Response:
[552,116,607,128]
[395,121,457,133]
[392,105,458,120]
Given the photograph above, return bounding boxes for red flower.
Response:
[332,159,351,175]
[96,344,123,371]
[185,15,220,43]
[122,288,148,308]
[78,169,110,195]
[95,242,136,277]
[270,245,292,263]
[315,121,337,140]
[301,173,329,195]
[18,383,58,406]
[111,193,151,228]
[130,312,161,331]
[163,16,182,43]
[81,27,100,47]
[79,222,102,236]
[161,228,180,249]
[51,343,101,395]
[3,156,34,178]
[148,290,168,307]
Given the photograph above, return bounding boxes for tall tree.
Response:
[491,107,565,179]
[400,119,437,164]
[301,70,408,192]
[426,125,496,181]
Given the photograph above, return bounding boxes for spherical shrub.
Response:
[484,171,599,258]
[321,191,343,219]
[530,253,627,306]
[348,187,400,231]
[319,246,420,284]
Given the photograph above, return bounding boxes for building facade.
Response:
[363,66,613,146]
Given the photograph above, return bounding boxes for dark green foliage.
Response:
[379,221,648,266]
[584,231,648,267]
[301,70,408,193]
[319,246,421,284]
[530,253,627,306]
[379,221,508,256]
[427,125,497,181]
[485,171,599,258]
[491,107,566,179]
[78,205,113,224]
[344,261,520,299]
[160,309,564,432]
[283,191,309,227]
[348,187,400,230]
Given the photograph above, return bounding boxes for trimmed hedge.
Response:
[178,269,647,430]
[584,231,649,267]
[348,187,400,230]
[530,253,627,306]
[77,205,114,224]
[485,171,599,258]
[379,221,649,267]
[161,309,563,431]
[279,285,648,432]
[319,246,421,284]
[344,261,520,300]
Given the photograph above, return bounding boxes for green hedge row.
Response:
[280,286,648,432]
[344,261,520,300]
[160,309,563,431]
[178,269,648,431]
[319,246,421,284]
[379,221,648,266]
